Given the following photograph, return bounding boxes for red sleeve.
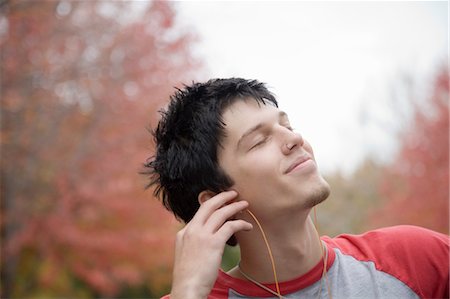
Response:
[325,225,449,299]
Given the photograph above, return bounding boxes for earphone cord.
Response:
[314,206,332,299]
[245,209,282,298]
[240,207,332,299]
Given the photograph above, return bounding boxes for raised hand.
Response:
[170,190,253,299]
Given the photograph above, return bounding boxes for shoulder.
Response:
[323,225,449,298]
[325,225,448,259]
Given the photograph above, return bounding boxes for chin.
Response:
[304,178,331,209]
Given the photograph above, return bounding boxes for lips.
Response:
[284,155,311,174]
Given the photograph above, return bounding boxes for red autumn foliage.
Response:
[1,1,199,297]
[370,67,449,234]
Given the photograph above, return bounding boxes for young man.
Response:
[144,78,449,299]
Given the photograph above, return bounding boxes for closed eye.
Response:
[249,137,268,150]
[281,123,294,131]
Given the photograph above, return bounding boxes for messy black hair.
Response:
[143,78,277,245]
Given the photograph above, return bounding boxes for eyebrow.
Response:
[236,111,288,150]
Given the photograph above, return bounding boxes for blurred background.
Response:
[0,1,448,298]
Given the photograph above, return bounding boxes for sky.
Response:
[173,1,448,174]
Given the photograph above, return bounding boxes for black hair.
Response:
[143,78,277,245]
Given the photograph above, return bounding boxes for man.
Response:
[144,78,449,298]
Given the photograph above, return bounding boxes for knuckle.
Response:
[175,229,185,241]
[230,221,241,230]
[202,198,215,209]
[228,220,245,232]
[182,226,206,242]
[183,226,194,238]
[223,221,236,233]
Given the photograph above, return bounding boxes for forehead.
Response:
[221,99,279,138]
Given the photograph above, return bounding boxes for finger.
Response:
[193,190,238,224]
[174,226,187,248]
[205,200,249,232]
[216,219,253,244]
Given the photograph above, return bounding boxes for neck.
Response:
[231,210,323,283]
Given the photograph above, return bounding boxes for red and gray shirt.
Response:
[165,225,449,298]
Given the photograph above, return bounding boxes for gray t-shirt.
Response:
[208,226,448,299]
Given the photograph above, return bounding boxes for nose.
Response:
[281,130,304,155]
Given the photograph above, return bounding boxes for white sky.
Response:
[174,1,448,174]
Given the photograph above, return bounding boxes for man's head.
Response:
[144,78,330,245]
[144,78,277,244]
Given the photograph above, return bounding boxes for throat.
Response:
[232,215,323,283]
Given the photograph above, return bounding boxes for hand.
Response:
[170,190,253,299]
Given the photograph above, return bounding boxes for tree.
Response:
[369,66,449,233]
[1,1,200,297]
[319,158,384,237]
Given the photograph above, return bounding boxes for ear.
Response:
[198,190,216,205]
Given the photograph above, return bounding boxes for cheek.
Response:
[230,162,269,187]
[303,140,315,158]
[230,153,280,197]
[236,149,277,178]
